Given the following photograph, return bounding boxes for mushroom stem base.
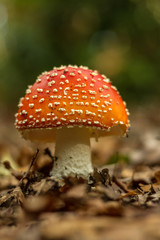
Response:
[50,127,93,179]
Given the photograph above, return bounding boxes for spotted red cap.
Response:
[15,65,130,140]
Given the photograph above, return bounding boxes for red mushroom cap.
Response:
[15,65,130,141]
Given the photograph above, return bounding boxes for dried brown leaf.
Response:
[0,186,24,207]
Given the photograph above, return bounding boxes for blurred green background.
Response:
[0,0,160,111]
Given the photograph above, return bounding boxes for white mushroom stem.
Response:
[50,127,93,179]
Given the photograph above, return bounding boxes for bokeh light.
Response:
[0,0,159,111]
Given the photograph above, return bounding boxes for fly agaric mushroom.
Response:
[15,65,130,179]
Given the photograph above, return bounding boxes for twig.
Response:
[35,179,46,196]
[112,175,130,193]
[19,149,39,187]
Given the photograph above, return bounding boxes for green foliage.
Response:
[0,0,160,107]
[108,153,130,165]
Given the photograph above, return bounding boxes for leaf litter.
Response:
[0,105,160,240]
[0,148,160,240]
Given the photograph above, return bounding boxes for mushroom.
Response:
[15,65,130,179]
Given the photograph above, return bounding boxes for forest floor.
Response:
[0,104,160,240]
